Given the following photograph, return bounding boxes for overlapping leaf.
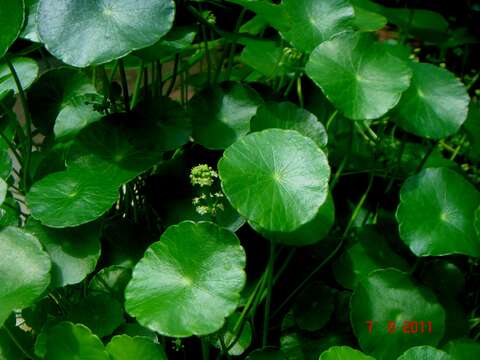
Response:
[218,129,330,232]
[125,221,246,337]
[394,63,470,139]
[37,0,176,67]
[396,167,480,257]
[306,32,412,120]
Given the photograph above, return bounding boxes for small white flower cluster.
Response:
[190,165,225,217]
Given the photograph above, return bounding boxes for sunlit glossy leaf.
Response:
[20,0,40,42]
[397,346,453,360]
[28,68,96,133]
[0,57,39,95]
[0,227,51,326]
[394,63,470,139]
[250,193,334,246]
[0,0,24,57]
[190,82,262,150]
[396,167,480,256]
[252,101,328,149]
[319,346,375,359]
[332,227,409,289]
[306,32,412,120]
[125,221,246,337]
[66,294,124,337]
[27,167,119,228]
[37,0,176,67]
[106,335,167,360]
[281,0,354,52]
[42,321,109,360]
[218,129,330,232]
[25,219,101,288]
[350,269,445,360]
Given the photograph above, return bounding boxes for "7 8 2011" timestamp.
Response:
[365,320,433,334]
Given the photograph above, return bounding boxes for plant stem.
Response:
[262,242,275,347]
[272,238,344,318]
[343,174,374,237]
[224,9,246,81]
[165,54,180,97]
[296,76,304,108]
[200,24,212,84]
[118,59,130,112]
[5,56,33,192]
[131,61,145,108]
[201,338,210,360]
[0,130,23,168]
[326,110,338,130]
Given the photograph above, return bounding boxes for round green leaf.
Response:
[319,346,375,360]
[397,346,453,360]
[68,118,162,186]
[25,220,101,288]
[214,313,252,356]
[246,348,286,360]
[20,0,40,42]
[281,0,354,53]
[0,0,24,57]
[396,167,480,257]
[332,227,409,289]
[27,167,120,228]
[350,268,445,360]
[37,0,176,67]
[394,62,470,139]
[306,32,412,120]
[218,129,330,232]
[0,57,39,95]
[443,338,480,359]
[42,321,109,360]
[28,68,96,133]
[106,335,167,360]
[54,94,104,142]
[66,294,124,337]
[249,193,334,246]
[252,101,328,149]
[293,282,334,332]
[132,97,192,152]
[0,226,51,326]
[125,221,246,337]
[190,82,263,150]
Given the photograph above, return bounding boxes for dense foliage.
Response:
[1,0,480,359]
